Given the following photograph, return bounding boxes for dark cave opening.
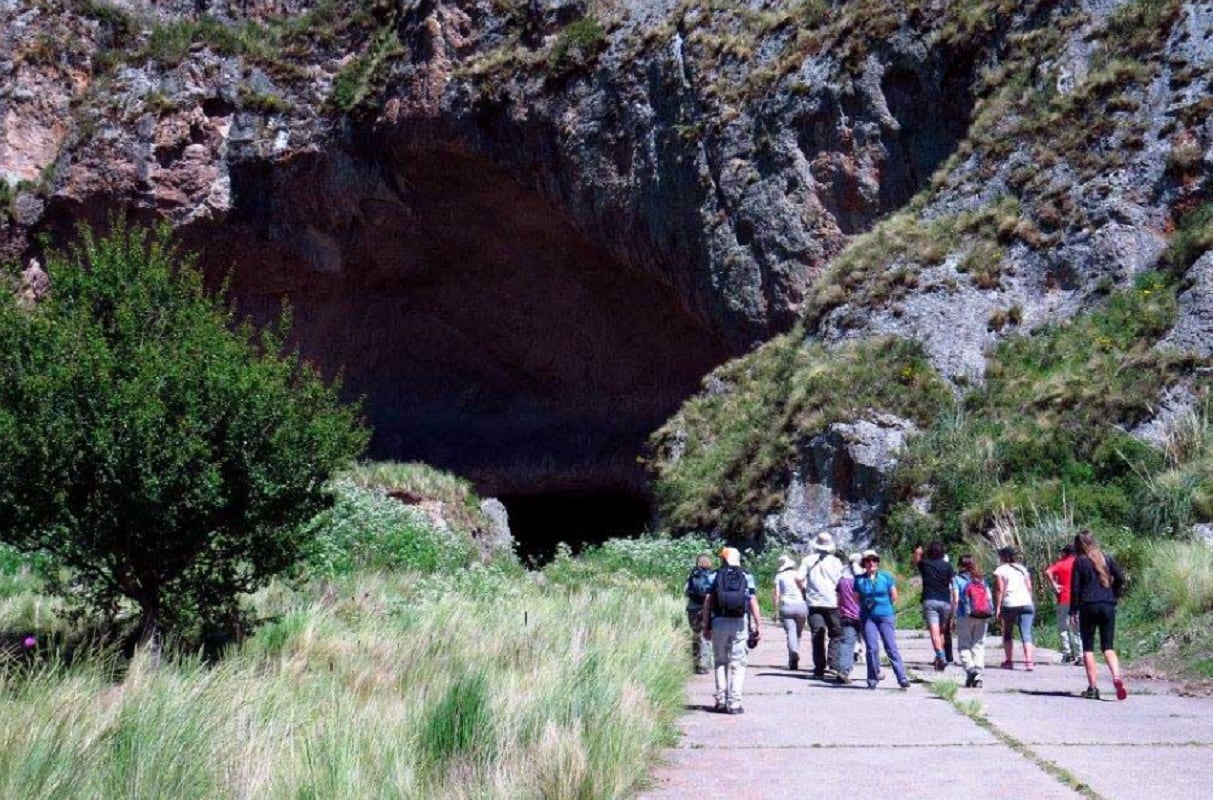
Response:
[180,146,732,506]
[501,490,653,565]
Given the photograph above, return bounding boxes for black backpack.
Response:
[713,566,748,618]
[686,566,714,603]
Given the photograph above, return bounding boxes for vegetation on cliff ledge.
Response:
[649,334,953,538]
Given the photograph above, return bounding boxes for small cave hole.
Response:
[500,490,652,566]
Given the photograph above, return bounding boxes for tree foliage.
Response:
[0,222,368,641]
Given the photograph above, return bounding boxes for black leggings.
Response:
[1078,602,1117,652]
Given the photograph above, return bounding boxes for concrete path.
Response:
[640,627,1213,800]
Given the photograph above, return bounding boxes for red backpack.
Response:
[964,577,994,618]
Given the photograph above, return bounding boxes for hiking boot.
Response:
[1060,653,1075,664]
[1114,677,1128,701]
[789,653,799,670]
[1080,686,1101,700]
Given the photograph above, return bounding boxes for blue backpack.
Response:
[686,566,714,604]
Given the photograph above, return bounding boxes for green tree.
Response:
[0,222,368,642]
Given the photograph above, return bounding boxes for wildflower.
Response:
[22,635,36,649]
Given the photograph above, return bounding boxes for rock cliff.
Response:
[2,0,1210,529]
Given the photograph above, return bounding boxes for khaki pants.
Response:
[711,616,748,710]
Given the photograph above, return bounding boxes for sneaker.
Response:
[727,706,745,715]
[1060,653,1075,664]
[898,681,911,689]
[866,682,878,690]
[789,653,799,670]
[695,667,710,675]
[1080,686,1101,700]
[1000,661,1014,670]
[713,701,726,713]
[972,678,983,689]
[1114,677,1128,701]
[964,673,975,688]
[933,655,947,671]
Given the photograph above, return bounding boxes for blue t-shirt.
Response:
[952,572,990,618]
[854,570,897,618]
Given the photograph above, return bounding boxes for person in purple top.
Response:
[833,552,864,683]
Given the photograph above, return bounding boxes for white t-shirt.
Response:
[995,563,1034,608]
[775,569,804,604]
[799,552,843,607]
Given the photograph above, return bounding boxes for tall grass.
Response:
[1131,541,1213,619]
[0,572,685,799]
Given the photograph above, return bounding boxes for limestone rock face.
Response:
[16,258,49,308]
[478,497,515,559]
[763,415,916,554]
[2,0,1210,519]
[1161,251,1213,357]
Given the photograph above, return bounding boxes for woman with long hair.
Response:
[773,554,808,670]
[1070,530,1128,700]
[952,554,993,688]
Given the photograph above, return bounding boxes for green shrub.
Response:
[299,480,478,577]
[0,221,368,643]
[550,18,606,71]
[543,533,720,594]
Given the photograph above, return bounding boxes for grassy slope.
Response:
[0,464,693,800]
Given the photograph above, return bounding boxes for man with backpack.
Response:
[800,532,844,678]
[702,547,761,714]
[684,554,715,674]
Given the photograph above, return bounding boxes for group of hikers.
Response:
[684,530,1128,714]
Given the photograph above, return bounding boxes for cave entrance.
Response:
[501,490,652,565]
[192,146,733,510]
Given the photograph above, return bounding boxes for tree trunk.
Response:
[137,591,163,667]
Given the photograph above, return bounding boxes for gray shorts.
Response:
[922,598,953,626]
